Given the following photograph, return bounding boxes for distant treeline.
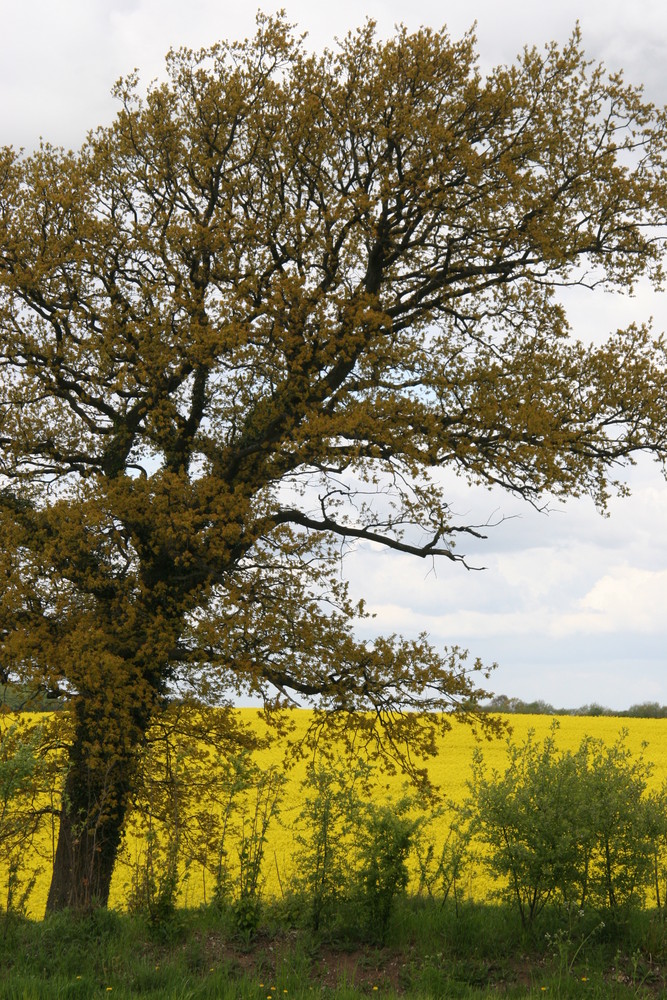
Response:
[3,682,666,719]
[482,694,667,718]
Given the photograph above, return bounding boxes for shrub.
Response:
[293,757,368,933]
[354,796,421,944]
[582,734,656,911]
[466,723,659,925]
[228,764,285,941]
[415,807,471,915]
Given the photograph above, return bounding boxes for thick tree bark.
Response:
[45,764,126,912]
[45,688,151,913]
[45,734,137,913]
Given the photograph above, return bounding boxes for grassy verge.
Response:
[3,898,667,998]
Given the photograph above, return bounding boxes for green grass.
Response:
[2,899,667,998]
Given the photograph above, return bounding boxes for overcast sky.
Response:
[1,1,666,710]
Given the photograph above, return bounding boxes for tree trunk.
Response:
[45,696,149,913]
[45,764,125,912]
[43,591,183,913]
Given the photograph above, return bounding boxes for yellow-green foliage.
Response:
[4,710,667,918]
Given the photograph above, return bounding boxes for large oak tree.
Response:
[1,15,667,912]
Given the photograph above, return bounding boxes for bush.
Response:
[415,807,471,914]
[355,796,421,944]
[466,723,659,925]
[293,757,368,933]
[582,735,656,910]
[227,764,285,941]
[293,758,421,943]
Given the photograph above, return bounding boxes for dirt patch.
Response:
[311,945,409,994]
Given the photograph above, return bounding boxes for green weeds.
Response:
[3,899,667,998]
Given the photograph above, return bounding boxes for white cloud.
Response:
[575,566,667,633]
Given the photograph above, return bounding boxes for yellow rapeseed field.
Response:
[4,711,667,918]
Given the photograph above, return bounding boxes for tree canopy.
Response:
[1,14,667,910]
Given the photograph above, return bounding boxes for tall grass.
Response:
[3,898,667,998]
